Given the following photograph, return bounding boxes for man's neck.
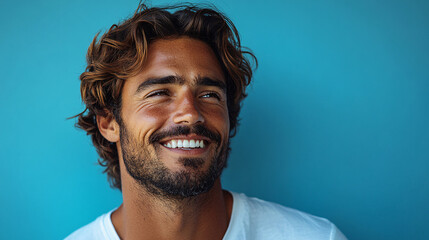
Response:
[111,179,233,240]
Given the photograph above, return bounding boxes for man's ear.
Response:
[96,113,120,143]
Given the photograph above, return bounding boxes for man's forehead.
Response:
[126,37,226,89]
[144,37,223,72]
[148,37,210,55]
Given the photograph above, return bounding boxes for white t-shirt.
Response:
[65,192,347,240]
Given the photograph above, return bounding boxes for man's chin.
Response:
[145,171,219,199]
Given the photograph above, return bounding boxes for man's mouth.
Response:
[149,125,220,152]
[162,139,205,149]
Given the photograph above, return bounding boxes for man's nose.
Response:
[172,91,204,125]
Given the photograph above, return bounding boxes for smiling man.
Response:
[66,4,347,240]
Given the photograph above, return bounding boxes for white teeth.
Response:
[163,139,205,149]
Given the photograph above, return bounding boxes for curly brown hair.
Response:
[75,3,256,190]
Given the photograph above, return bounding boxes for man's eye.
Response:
[146,90,170,98]
[201,92,221,100]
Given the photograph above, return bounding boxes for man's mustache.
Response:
[149,124,221,144]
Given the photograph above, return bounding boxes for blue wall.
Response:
[1,0,428,239]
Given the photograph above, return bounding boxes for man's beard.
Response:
[120,124,229,200]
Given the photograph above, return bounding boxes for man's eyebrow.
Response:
[135,75,184,94]
[196,77,226,92]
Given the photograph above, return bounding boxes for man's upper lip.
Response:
[158,134,211,143]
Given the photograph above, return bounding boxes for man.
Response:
[67,3,347,240]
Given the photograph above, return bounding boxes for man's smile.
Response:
[158,134,213,156]
[162,139,205,149]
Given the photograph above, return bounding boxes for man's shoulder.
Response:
[235,192,331,225]
[65,210,118,240]
[228,192,347,240]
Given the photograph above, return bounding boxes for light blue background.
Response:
[1,0,428,239]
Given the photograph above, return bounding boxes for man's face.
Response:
[117,37,230,199]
